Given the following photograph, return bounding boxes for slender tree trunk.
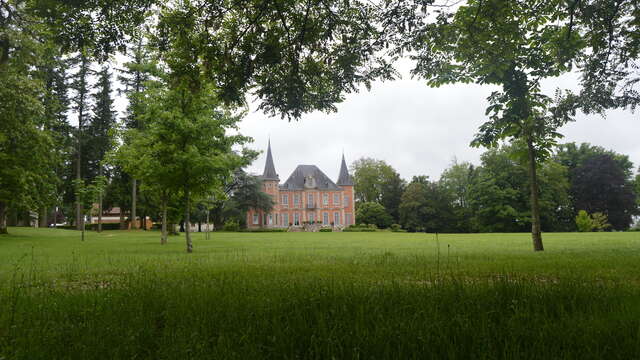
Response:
[98,167,103,233]
[527,138,544,251]
[161,198,168,245]
[131,179,138,230]
[0,201,8,234]
[39,206,48,228]
[206,210,210,240]
[185,186,192,253]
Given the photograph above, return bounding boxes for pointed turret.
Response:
[262,139,279,181]
[336,153,353,186]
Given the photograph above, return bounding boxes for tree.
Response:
[570,0,640,114]
[468,147,573,233]
[356,202,392,229]
[399,176,457,233]
[86,65,117,232]
[439,160,476,232]
[406,0,584,250]
[571,154,637,230]
[0,20,57,234]
[118,30,156,230]
[351,158,405,222]
[67,49,93,230]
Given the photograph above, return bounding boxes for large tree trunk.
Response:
[131,179,138,230]
[527,138,544,251]
[161,198,168,245]
[39,206,48,228]
[0,201,7,234]
[185,186,192,253]
[119,208,126,230]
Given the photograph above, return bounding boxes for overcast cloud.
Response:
[240,63,640,183]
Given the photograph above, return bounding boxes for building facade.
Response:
[247,141,356,229]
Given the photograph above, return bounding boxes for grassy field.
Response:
[1,228,639,359]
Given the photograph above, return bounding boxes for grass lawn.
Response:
[1,228,639,359]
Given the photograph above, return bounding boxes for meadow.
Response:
[1,228,639,359]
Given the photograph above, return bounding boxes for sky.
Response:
[238,62,640,183]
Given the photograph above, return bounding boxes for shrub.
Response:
[576,210,612,232]
[355,202,392,229]
[222,220,240,232]
[240,228,288,233]
[319,228,332,232]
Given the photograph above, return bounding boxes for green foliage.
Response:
[399,177,456,233]
[319,228,333,232]
[351,158,405,222]
[222,220,240,232]
[355,202,392,229]
[576,210,594,232]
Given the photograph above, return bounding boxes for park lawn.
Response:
[1,228,639,359]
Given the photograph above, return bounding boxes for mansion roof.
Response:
[258,141,353,191]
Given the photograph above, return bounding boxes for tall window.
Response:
[334,212,340,225]
[346,214,352,226]
[281,194,288,206]
[323,212,329,225]
[268,214,273,225]
[253,214,259,225]
[308,193,314,206]
[294,213,300,225]
[343,195,349,207]
[333,193,340,205]
[323,193,329,206]
[308,212,315,223]
[294,194,300,207]
[283,213,289,226]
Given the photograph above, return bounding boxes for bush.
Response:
[222,220,240,232]
[576,210,611,232]
[319,228,332,232]
[343,225,376,232]
[355,202,392,229]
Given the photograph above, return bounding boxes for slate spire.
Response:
[337,153,353,186]
[262,139,279,180]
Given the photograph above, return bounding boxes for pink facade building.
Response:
[247,141,356,229]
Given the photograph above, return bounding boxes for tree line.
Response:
[353,143,640,233]
[1,0,639,252]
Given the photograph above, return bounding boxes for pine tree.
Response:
[67,49,93,230]
[87,65,117,232]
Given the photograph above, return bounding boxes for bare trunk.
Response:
[0,201,7,234]
[527,138,544,252]
[39,206,47,228]
[206,210,210,240]
[76,103,83,231]
[119,209,125,230]
[185,186,192,253]
[161,198,168,245]
[98,166,103,233]
[131,179,138,230]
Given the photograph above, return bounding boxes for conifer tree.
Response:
[87,65,117,232]
[67,49,93,230]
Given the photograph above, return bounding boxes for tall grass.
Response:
[0,228,639,359]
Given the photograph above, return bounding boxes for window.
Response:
[308,193,314,206]
[323,212,329,225]
[294,213,300,225]
[281,194,288,206]
[346,214,352,226]
[308,212,315,223]
[333,193,340,205]
[283,213,289,226]
[323,193,329,206]
[253,214,259,225]
[334,212,340,225]
[343,195,349,207]
[294,194,300,207]
[268,214,273,225]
